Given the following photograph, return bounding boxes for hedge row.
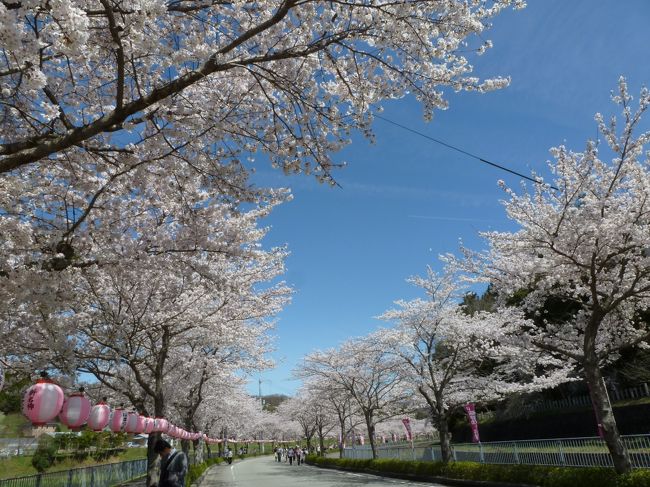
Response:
[186,457,223,486]
[305,455,650,487]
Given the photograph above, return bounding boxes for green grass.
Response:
[0,447,147,480]
[450,440,650,455]
[0,412,30,437]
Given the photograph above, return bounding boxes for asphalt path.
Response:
[198,456,447,487]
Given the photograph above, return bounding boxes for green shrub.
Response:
[617,470,650,487]
[307,456,650,487]
[31,436,57,472]
[541,466,618,487]
[185,456,224,486]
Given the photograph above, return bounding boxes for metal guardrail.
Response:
[0,458,147,487]
[343,434,650,468]
[0,438,38,457]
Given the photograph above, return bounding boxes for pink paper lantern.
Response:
[143,417,155,434]
[124,411,140,433]
[59,389,91,430]
[110,406,127,432]
[87,399,111,431]
[22,374,64,426]
[154,417,169,433]
[134,415,145,434]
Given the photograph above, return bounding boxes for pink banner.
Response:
[463,403,480,443]
[401,418,413,441]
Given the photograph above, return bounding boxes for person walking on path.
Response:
[296,447,302,465]
[153,439,188,487]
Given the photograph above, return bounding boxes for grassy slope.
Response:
[1,413,146,480]
[0,412,31,437]
[0,447,147,480]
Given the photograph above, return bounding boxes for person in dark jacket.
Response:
[154,439,188,487]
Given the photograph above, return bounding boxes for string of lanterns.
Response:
[20,373,225,444]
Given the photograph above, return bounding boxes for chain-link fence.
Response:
[0,458,147,487]
[343,434,650,468]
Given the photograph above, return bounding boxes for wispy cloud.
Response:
[343,181,490,208]
[407,214,498,223]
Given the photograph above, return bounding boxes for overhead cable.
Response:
[374,114,558,191]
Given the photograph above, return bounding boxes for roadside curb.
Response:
[193,458,244,486]
[307,462,538,487]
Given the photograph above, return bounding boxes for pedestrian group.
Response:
[274,446,308,465]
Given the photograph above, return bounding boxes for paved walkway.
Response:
[198,455,445,487]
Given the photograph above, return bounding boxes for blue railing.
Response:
[0,458,147,487]
[343,434,650,469]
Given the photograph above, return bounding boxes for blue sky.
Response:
[248,0,650,397]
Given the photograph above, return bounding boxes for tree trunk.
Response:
[364,413,377,459]
[146,398,165,487]
[181,439,190,460]
[146,432,161,487]
[435,412,451,464]
[318,425,325,457]
[194,438,203,464]
[339,420,346,458]
[584,355,632,473]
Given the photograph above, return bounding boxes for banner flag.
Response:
[401,418,413,441]
[463,403,480,443]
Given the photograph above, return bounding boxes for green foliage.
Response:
[0,374,31,414]
[617,469,650,487]
[306,456,650,487]
[31,436,57,472]
[185,457,223,486]
[0,412,30,437]
[462,285,497,315]
[261,394,289,412]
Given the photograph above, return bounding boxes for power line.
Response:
[374,114,558,191]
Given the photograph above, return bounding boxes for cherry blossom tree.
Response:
[2,191,290,483]
[1,0,522,178]
[299,381,339,455]
[299,334,408,459]
[73,261,285,480]
[277,393,319,451]
[380,267,568,463]
[300,375,360,457]
[0,0,524,306]
[279,387,337,453]
[451,79,650,474]
[0,0,524,327]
